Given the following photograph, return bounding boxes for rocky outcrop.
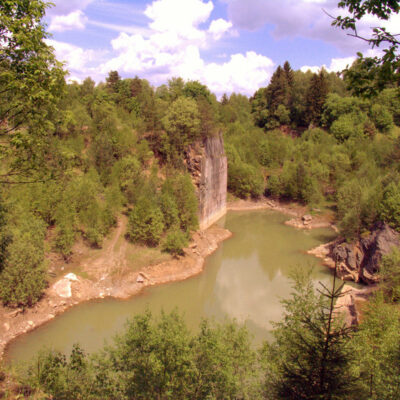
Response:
[185,133,227,230]
[336,284,375,326]
[330,223,400,284]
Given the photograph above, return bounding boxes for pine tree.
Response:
[283,61,294,88]
[305,70,329,126]
[266,66,289,112]
[262,267,358,400]
[106,70,121,93]
[130,76,142,97]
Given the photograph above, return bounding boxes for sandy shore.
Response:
[228,198,337,230]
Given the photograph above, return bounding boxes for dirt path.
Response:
[84,216,128,280]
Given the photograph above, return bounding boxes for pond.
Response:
[6,209,336,364]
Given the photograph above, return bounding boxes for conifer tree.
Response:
[262,267,358,400]
[266,66,289,112]
[283,61,294,88]
[305,70,329,126]
[106,71,121,93]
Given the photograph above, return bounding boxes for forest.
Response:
[1,0,400,398]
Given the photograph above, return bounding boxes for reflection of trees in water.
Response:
[223,211,336,282]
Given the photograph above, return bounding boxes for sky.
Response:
[44,0,400,97]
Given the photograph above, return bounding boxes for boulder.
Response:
[302,214,312,225]
[330,223,400,284]
[360,223,400,283]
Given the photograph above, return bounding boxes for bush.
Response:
[228,161,264,198]
[266,174,282,197]
[0,213,47,307]
[127,197,164,246]
[380,182,400,230]
[330,113,365,142]
[162,229,188,256]
[170,173,199,233]
[370,104,394,133]
[380,249,400,303]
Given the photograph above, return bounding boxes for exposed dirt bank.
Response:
[228,198,337,231]
[0,219,231,360]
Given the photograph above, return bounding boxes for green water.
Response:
[6,210,336,364]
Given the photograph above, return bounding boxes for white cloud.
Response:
[46,39,105,82]
[49,10,88,32]
[329,56,356,72]
[208,19,233,40]
[46,39,94,70]
[300,56,354,73]
[300,48,384,74]
[95,0,273,96]
[300,65,322,74]
[202,52,274,96]
[223,0,399,55]
[145,0,213,42]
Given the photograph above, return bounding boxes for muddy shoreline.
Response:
[0,198,348,360]
[0,224,231,360]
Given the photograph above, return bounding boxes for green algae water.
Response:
[6,210,336,364]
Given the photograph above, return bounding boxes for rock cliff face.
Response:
[185,133,227,230]
[331,223,400,284]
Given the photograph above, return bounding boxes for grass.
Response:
[125,242,172,271]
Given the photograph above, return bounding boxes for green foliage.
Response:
[26,311,258,400]
[26,344,92,400]
[305,70,329,126]
[321,93,368,129]
[353,293,400,399]
[0,212,46,307]
[170,173,199,233]
[333,0,400,97]
[0,194,10,273]
[161,96,201,162]
[110,155,142,203]
[159,191,179,229]
[380,181,400,230]
[0,0,66,182]
[330,112,366,141]
[262,271,357,400]
[127,196,164,247]
[228,159,264,198]
[380,248,400,303]
[54,202,76,258]
[162,229,188,256]
[336,175,383,240]
[370,103,394,133]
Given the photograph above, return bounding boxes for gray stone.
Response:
[186,133,227,230]
[331,223,400,284]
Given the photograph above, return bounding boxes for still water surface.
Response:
[6,210,336,364]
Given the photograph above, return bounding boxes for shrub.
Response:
[228,161,264,198]
[0,213,47,307]
[162,229,188,256]
[127,197,164,246]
